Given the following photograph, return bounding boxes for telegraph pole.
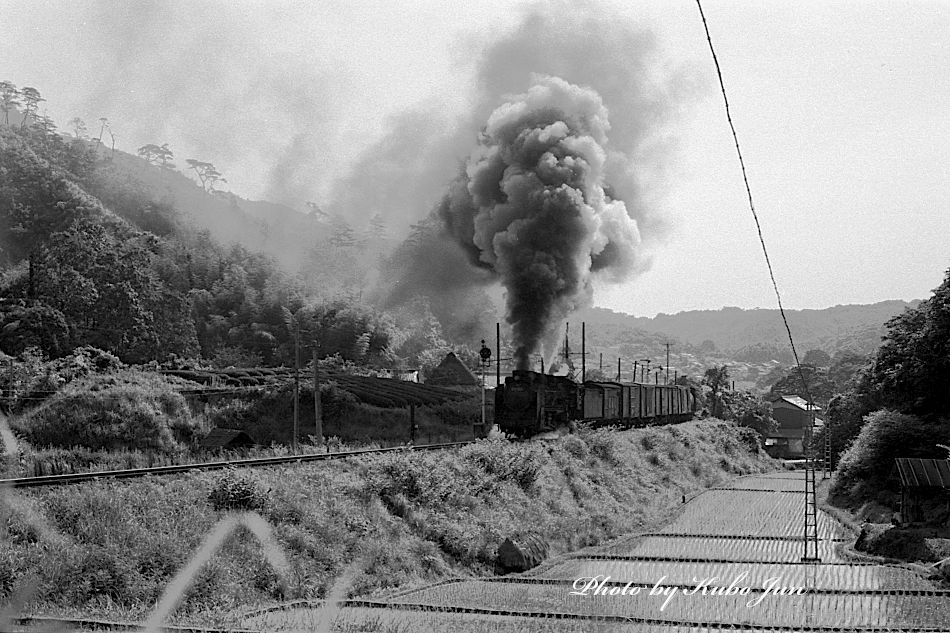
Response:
[293,322,299,454]
[313,346,323,449]
[665,342,672,385]
[581,321,586,382]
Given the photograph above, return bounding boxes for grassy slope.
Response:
[1,419,778,627]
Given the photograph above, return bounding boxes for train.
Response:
[494,370,698,437]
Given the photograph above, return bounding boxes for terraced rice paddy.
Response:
[247,471,950,632]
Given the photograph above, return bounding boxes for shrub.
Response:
[560,435,589,460]
[461,439,544,490]
[580,427,619,464]
[15,371,195,453]
[832,409,950,504]
[208,469,268,511]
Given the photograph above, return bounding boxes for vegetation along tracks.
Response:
[0,441,473,488]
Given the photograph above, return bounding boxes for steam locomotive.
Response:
[494,370,698,437]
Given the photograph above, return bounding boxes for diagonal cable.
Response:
[694,0,813,405]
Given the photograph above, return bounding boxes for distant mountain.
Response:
[577,301,919,358]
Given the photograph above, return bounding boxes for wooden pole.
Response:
[313,347,323,448]
[293,323,299,454]
[496,322,501,386]
[581,321,586,382]
[665,342,671,385]
[409,403,416,443]
[616,357,620,381]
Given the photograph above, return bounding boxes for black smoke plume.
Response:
[441,76,642,368]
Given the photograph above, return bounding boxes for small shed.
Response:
[199,428,256,450]
[894,458,950,524]
[425,352,480,386]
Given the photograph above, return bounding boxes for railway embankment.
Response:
[2,419,779,628]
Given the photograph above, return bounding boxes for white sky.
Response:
[1,0,948,317]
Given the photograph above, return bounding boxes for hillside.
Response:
[579,301,918,358]
[1,420,777,626]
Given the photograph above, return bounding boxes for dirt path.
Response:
[245,471,950,632]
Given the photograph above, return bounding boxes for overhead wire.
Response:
[693,0,813,406]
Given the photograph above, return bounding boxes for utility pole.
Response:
[633,361,638,383]
[665,342,672,385]
[616,357,621,381]
[641,359,651,382]
[313,346,323,449]
[581,322,586,382]
[496,323,501,387]
[293,322,299,454]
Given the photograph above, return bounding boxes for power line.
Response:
[693,0,812,406]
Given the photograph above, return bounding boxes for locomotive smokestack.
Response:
[440,76,642,369]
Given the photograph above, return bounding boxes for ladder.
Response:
[822,425,832,480]
[802,405,821,562]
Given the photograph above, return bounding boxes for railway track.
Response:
[0,441,474,488]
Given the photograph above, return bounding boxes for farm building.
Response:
[199,428,256,450]
[764,395,824,459]
[894,458,950,525]
[425,352,480,386]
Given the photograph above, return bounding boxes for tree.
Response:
[96,117,109,145]
[721,389,777,441]
[0,81,19,125]
[68,117,88,139]
[18,86,44,128]
[137,143,174,168]
[702,365,730,418]
[186,159,226,192]
[865,268,950,419]
[769,364,837,408]
[802,349,831,367]
[369,212,387,239]
[328,215,356,248]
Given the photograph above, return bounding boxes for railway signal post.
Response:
[479,340,492,437]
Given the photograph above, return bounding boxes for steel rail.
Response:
[0,441,473,488]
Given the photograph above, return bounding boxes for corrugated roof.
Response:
[894,458,950,489]
[771,395,822,411]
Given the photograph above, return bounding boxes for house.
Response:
[764,395,823,459]
[425,352,480,386]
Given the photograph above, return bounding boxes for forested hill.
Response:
[578,301,919,360]
[0,93,447,372]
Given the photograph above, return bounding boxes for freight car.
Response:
[494,370,697,437]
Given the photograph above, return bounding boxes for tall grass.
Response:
[2,419,779,627]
